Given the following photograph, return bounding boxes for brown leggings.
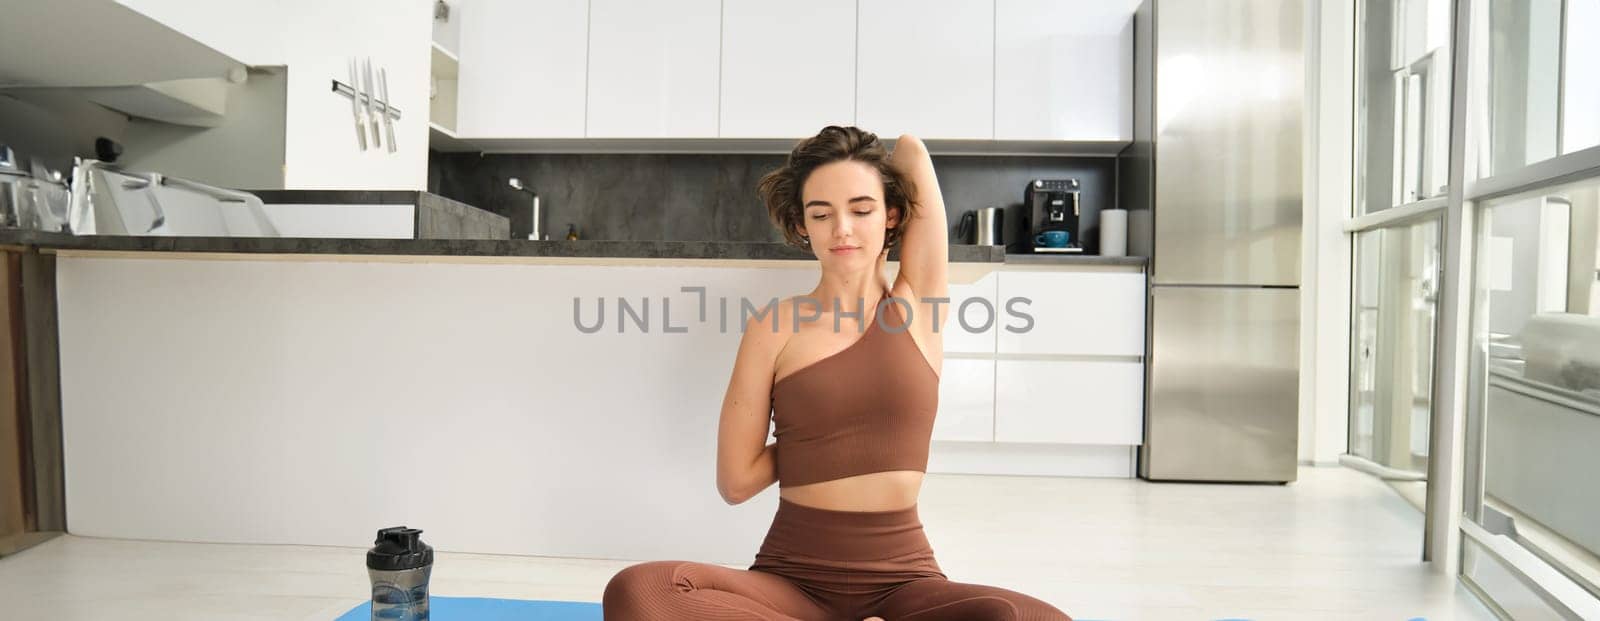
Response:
[603,497,1071,620]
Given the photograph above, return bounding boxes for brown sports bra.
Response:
[769,285,940,488]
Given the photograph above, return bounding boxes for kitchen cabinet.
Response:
[719,0,856,138]
[933,358,995,442]
[996,270,1145,356]
[455,0,588,138]
[856,0,995,140]
[943,271,999,354]
[111,0,432,191]
[108,0,280,68]
[994,0,1137,141]
[994,359,1144,444]
[586,0,721,138]
[276,0,432,190]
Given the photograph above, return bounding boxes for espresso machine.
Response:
[1023,179,1084,253]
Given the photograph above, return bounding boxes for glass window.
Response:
[1471,175,1600,595]
[1479,0,1600,178]
[1349,219,1441,476]
[1355,0,1454,213]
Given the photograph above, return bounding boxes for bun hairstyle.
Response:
[757,126,919,252]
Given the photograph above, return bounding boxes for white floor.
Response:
[0,467,1494,621]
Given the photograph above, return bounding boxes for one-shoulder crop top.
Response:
[769,286,940,488]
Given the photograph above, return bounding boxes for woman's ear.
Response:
[885,205,902,229]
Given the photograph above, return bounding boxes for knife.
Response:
[379,67,397,153]
[348,58,367,150]
[363,58,380,147]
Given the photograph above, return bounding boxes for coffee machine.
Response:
[1023,179,1083,253]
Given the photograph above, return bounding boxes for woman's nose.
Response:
[832,218,851,237]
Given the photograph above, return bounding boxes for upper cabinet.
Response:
[995,0,1137,141]
[586,0,721,138]
[99,0,432,191]
[719,0,856,138]
[439,0,1138,148]
[275,0,432,190]
[856,0,995,140]
[455,0,588,138]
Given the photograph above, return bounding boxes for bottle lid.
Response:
[366,526,434,571]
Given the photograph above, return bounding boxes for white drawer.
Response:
[994,359,1144,445]
[996,270,1145,356]
[933,358,994,442]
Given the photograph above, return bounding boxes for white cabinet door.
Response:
[994,359,1143,444]
[943,271,998,355]
[587,0,721,138]
[456,0,588,138]
[720,0,855,138]
[857,0,994,139]
[280,0,432,190]
[996,270,1145,356]
[934,359,994,442]
[994,0,1137,141]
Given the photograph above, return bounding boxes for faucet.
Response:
[507,177,543,240]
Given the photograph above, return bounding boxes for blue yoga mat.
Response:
[334,598,1430,621]
[335,596,602,620]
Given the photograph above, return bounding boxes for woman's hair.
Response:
[757,126,919,252]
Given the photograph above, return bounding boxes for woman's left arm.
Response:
[887,134,949,303]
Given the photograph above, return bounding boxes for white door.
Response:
[994,359,1143,444]
[719,0,855,138]
[856,0,994,139]
[994,0,1138,141]
[587,0,721,138]
[934,358,995,442]
[456,0,589,138]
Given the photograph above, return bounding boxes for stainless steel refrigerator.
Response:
[1124,0,1304,483]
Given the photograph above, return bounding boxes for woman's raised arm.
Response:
[886,135,949,305]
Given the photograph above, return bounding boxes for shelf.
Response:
[430,42,459,80]
[429,122,472,152]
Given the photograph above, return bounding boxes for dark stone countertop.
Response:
[1001,252,1149,266]
[0,230,1145,266]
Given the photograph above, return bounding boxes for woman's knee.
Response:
[602,561,681,609]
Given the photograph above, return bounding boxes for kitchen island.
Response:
[5,231,1145,566]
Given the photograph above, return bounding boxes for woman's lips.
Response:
[829,246,858,254]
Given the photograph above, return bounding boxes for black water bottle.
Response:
[367,526,433,621]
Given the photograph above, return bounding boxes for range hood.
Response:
[0,0,248,127]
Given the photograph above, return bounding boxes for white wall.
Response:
[58,256,820,565]
[1301,0,1354,465]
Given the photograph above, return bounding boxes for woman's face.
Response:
[798,160,899,267]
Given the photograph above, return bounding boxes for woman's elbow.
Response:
[716,475,749,505]
[718,484,749,506]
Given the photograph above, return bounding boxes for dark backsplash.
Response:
[428,151,1117,250]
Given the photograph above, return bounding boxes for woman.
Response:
[603,126,1071,620]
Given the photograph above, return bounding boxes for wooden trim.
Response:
[0,252,28,538]
[21,252,63,532]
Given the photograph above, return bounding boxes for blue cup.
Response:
[1034,230,1070,248]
